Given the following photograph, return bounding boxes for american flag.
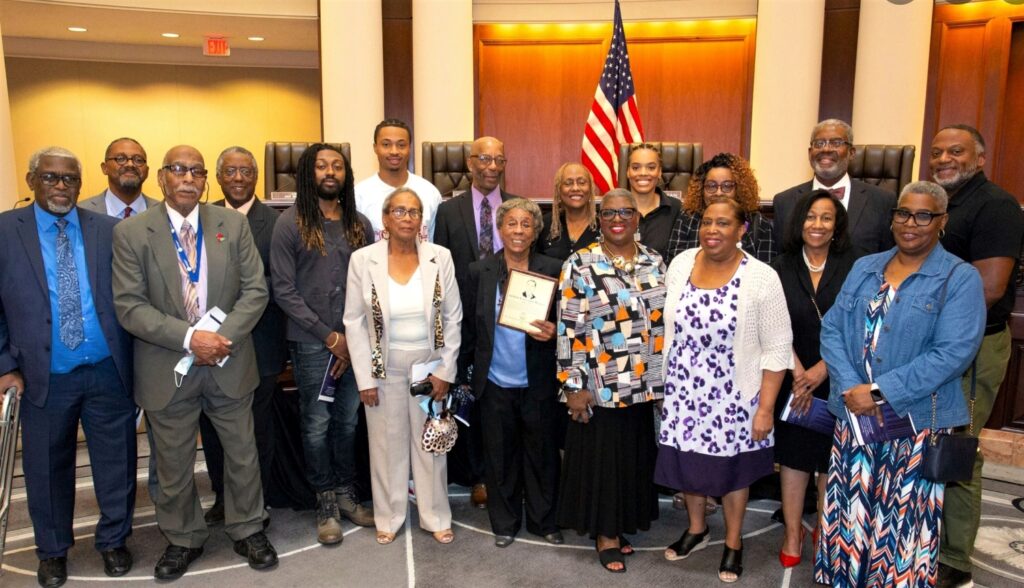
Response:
[581,0,645,195]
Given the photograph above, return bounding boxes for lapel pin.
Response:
[216,232,225,243]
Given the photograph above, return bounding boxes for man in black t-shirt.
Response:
[932,124,1024,588]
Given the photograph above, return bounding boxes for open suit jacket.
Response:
[111,202,268,411]
[79,191,159,215]
[772,179,896,254]
[433,188,519,291]
[0,205,132,406]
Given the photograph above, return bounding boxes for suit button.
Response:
[46,318,52,325]
[44,345,51,351]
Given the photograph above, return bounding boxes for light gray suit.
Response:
[112,202,268,546]
[79,190,159,216]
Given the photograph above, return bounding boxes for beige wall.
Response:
[5,57,321,200]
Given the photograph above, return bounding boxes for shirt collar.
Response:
[812,173,851,195]
[471,184,501,205]
[33,201,80,231]
[165,202,201,233]
[104,189,147,216]
[224,195,256,216]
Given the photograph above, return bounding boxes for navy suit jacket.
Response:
[433,188,518,292]
[0,205,133,407]
[772,179,896,254]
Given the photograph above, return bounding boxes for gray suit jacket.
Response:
[112,202,268,410]
[79,190,159,216]
[772,179,896,254]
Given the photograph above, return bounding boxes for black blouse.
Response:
[536,212,600,262]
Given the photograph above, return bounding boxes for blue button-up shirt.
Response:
[488,288,528,388]
[34,203,111,373]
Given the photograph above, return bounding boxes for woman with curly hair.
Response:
[665,153,776,264]
[537,162,600,261]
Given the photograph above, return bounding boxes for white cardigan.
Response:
[663,248,793,404]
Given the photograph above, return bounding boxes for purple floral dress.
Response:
[654,258,775,496]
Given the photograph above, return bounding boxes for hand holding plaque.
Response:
[498,269,558,334]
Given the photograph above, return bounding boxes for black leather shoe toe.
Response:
[544,531,565,545]
[37,557,67,588]
[154,545,203,581]
[494,535,515,548]
[234,531,278,570]
[101,546,133,577]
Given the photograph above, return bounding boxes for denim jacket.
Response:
[820,244,985,430]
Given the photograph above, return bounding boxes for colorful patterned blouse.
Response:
[556,241,667,408]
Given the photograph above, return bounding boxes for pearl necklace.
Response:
[802,247,827,273]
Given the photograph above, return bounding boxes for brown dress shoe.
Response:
[471,483,487,509]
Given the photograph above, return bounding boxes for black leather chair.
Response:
[849,144,915,196]
[617,142,704,193]
[264,142,350,195]
[421,141,505,197]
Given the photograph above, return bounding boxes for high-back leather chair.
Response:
[421,141,506,197]
[264,142,350,195]
[617,142,704,193]
[849,144,915,196]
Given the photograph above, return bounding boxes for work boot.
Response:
[336,487,374,527]
[316,490,343,545]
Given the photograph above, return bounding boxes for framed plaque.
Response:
[498,269,558,334]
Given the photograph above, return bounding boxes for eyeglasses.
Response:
[162,164,209,178]
[221,166,255,178]
[810,139,851,150]
[703,181,736,194]
[388,207,422,220]
[470,155,508,167]
[106,154,147,166]
[36,172,82,187]
[892,208,946,226]
[599,207,637,220]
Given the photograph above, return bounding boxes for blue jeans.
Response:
[290,341,360,492]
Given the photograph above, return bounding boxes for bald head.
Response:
[467,136,507,193]
[158,145,207,216]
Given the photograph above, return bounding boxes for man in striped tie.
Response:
[78,137,158,218]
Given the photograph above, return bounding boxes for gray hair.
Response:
[382,186,423,213]
[216,146,259,176]
[811,119,853,144]
[28,146,80,174]
[900,180,949,213]
[496,197,543,233]
[601,187,638,208]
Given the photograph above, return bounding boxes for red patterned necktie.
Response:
[123,206,133,219]
[829,187,846,201]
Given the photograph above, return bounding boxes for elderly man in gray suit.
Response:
[112,145,276,580]
[79,137,158,218]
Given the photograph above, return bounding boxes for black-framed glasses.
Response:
[388,207,422,220]
[221,166,255,178]
[810,138,851,150]
[162,164,208,178]
[36,172,82,187]
[470,155,508,167]
[106,154,147,166]
[892,208,946,226]
[599,207,637,220]
[703,180,736,194]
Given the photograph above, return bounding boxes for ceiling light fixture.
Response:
[248,36,265,42]
[68,27,87,33]
[162,32,180,38]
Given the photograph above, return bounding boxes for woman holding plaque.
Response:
[459,198,563,548]
[656,197,792,583]
[344,187,462,546]
[537,162,600,261]
[556,188,666,573]
[815,181,985,587]
[770,190,859,569]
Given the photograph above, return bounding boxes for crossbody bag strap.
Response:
[930,261,967,437]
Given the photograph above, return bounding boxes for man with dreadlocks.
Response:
[271,143,375,544]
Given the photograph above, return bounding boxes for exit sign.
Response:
[204,37,230,57]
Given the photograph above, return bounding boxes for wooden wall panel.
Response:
[934,23,988,131]
[475,20,756,199]
[818,0,861,123]
[995,22,1024,204]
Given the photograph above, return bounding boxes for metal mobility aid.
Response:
[0,387,22,573]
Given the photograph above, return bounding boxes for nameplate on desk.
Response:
[269,191,297,202]
[664,190,682,201]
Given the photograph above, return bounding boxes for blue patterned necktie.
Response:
[479,196,494,259]
[55,218,84,349]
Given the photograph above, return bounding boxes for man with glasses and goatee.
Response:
[0,147,136,587]
[112,145,277,580]
[79,137,158,218]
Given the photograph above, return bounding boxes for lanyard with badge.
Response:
[169,216,203,386]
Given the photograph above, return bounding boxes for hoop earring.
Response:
[939,228,946,238]
[381,229,390,240]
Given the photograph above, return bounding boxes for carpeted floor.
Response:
[3,485,1023,587]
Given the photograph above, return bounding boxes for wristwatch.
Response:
[869,383,884,403]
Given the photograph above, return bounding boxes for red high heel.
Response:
[779,526,806,568]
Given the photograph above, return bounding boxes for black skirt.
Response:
[556,403,659,539]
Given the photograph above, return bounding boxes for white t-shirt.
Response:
[355,172,443,242]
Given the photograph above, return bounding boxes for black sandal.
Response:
[619,535,634,556]
[665,527,710,561]
[718,543,743,583]
[597,547,626,573]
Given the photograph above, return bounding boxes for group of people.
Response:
[0,116,1018,588]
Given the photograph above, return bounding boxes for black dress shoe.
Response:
[494,535,515,548]
[154,545,203,580]
[37,557,67,588]
[543,531,565,545]
[101,546,133,577]
[204,497,225,526]
[234,531,278,570]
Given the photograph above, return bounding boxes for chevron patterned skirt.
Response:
[814,420,944,588]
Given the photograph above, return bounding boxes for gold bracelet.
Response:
[326,332,340,349]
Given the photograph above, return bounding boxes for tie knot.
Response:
[181,220,193,233]
[55,218,68,232]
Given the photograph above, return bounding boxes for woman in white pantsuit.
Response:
[344,187,462,545]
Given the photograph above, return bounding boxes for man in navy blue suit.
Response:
[0,146,136,588]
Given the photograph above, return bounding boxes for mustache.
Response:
[176,186,201,196]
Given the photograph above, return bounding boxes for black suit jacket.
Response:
[459,252,561,399]
[213,197,287,377]
[0,206,132,407]
[433,188,519,291]
[772,179,896,254]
